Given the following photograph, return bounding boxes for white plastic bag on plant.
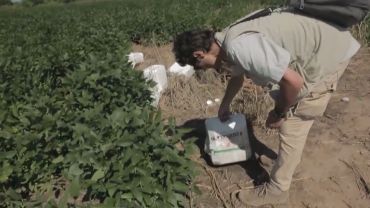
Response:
[127,52,144,68]
[143,65,168,106]
[169,62,195,78]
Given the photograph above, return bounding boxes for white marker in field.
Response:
[206,100,214,106]
[127,52,144,68]
[341,97,350,102]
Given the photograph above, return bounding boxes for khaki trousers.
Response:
[270,60,350,191]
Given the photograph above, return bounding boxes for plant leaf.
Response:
[69,178,81,198]
[91,169,105,182]
[0,162,13,182]
[52,156,64,164]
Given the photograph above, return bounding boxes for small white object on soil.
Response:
[206,100,214,106]
[214,98,221,103]
[341,97,350,102]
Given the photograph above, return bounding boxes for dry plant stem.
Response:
[324,113,336,120]
[352,21,369,45]
[196,183,212,190]
[226,179,254,191]
[343,200,354,208]
[207,168,230,208]
[189,189,194,208]
[340,159,370,198]
[151,37,164,64]
[195,161,231,208]
[292,177,310,182]
[230,191,238,208]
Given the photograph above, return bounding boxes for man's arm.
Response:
[275,68,304,115]
[222,75,244,106]
[265,68,303,128]
[218,75,244,121]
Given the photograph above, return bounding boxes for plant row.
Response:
[0,4,196,207]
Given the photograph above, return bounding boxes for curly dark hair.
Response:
[172,29,215,68]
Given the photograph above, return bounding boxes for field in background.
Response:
[0,0,369,207]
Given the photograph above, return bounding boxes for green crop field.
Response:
[0,0,369,207]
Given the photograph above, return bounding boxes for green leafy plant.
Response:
[1,0,368,207]
[0,5,196,207]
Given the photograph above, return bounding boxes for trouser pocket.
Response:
[293,91,332,120]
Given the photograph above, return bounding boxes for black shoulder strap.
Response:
[228,7,277,28]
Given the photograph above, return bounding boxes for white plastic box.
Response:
[143,65,168,106]
[205,113,252,165]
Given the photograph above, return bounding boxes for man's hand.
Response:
[218,103,231,122]
[266,110,285,129]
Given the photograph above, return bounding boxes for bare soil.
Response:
[131,44,370,208]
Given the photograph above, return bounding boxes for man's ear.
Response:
[192,50,205,59]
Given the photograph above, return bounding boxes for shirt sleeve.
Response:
[228,33,290,85]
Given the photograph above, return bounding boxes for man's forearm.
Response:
[276,68,304,114]
[275,81,300,113]
[221,75,244,106]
